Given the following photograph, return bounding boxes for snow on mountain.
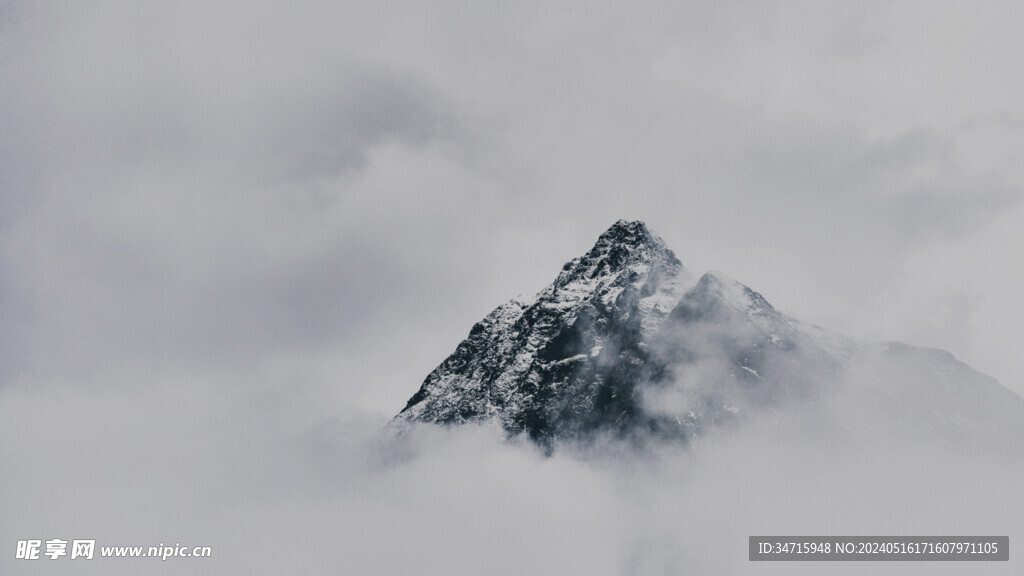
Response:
[396,221,1024,454]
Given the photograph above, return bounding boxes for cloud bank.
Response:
[2,1,1023,574]
[3,382,1021,575]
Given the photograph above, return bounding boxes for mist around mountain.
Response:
[5,221,1022,576]
[355,222,1024,575]
[397,220,1024,457]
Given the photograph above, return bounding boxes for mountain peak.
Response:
[397,219,692,442]
[694,270,757,304]
[555,221,682,288]
[395,222,1024,455]
[598,219,654,244]
[669,270,781,326]
[590,220,668,257]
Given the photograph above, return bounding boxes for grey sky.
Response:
[3,1,1022,408]
[2,2,1023,573]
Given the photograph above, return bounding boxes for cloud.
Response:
[0,1,473,387]
[3,378,1021,576]
[2,1,1024,574]
[3,0,1023,396]
[262,75,456,183]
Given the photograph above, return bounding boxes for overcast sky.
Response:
[2,2,1023,574]
[3,0,1023,410]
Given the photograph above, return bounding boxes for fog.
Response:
[4,374,1021,575]
[3,1,1024,574]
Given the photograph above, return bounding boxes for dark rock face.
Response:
[396,221,1024,454]
[397,221,691,446]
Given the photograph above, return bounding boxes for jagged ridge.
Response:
[396,221,1024,454]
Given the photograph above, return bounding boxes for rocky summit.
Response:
[396,221,1024,453]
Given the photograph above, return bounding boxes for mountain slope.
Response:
[396,221,1024,454]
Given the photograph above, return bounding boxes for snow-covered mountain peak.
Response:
[594,219,662,252]
[540,221,692,335]
[668,271,783,330]
[554,220,684,290]
[396,221,1024,454]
